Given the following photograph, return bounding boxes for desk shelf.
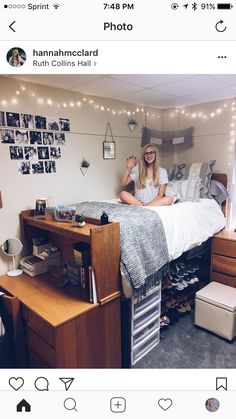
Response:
[0,210,122,368]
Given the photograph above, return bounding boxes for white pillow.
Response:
[166,177,202,203]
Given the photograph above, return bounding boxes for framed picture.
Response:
[54,205,76,222]
[35,198,46,217]
[103,141,116,159]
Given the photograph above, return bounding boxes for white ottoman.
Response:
[195,282,236,341]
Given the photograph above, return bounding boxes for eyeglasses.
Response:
[144,151,156,157]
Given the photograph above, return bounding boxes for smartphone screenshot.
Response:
[0,1,236,417]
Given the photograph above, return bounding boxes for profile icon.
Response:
[205,398,220,412]
[7,47,26,67]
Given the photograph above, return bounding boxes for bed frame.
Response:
[211,173,228,217]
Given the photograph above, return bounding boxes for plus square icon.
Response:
[110,397,126,413]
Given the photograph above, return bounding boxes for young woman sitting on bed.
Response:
[120,143,174,206]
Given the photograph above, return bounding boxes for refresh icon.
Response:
[215,20,227,32]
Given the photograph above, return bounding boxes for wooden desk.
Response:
[0,274,121,368]
[0,211,122,368]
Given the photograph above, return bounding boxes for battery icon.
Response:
[217,3,233,9]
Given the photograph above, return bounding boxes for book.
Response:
[90,266,98,304]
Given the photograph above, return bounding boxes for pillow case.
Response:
[166,177,202,203]
[170,160,216,198]
[210,179,229,205]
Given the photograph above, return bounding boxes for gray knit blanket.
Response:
[75,202,169,293]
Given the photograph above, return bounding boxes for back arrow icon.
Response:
[9,21,16,32]
[215,20,227,32]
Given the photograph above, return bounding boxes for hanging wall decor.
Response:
[103,122,116,159]
[128,118,137,132]
[80,158,90,176]
[141,126,194,150]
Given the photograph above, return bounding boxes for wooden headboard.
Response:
[211,173,228,217]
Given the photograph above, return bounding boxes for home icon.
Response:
[16,399,31,412]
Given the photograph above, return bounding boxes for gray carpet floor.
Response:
[134,311,236,368]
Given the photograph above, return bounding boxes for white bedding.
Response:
[104,199,226,261]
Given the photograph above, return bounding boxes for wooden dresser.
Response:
[0,210,121,368]
[211,230,236,288]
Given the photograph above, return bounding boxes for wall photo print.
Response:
[10,145,23,160]
[43,132,54,145]
[30,131,42,145]
[18,161,30,175]
[0,111,6,126]
[0,108,70,175]
[35,115,47,130]
[6,112,20,127]
[24,146,37,160]
[45,160,56,173]
[15,130,29,144]
[38,146,49,160]
[1,129,15,143]
[20,113,34,129]
[48,116,60,131]
[59,118,70,131]
[32,161,44,174]
[55,133,65,145]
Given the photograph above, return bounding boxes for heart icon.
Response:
[9,377,24,391]
[158,398,173,411]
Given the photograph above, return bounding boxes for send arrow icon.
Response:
[59,377,74,391]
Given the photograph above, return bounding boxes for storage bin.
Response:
[195,281,236,340]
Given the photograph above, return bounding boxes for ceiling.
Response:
[6,74,236,109]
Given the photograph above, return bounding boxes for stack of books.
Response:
[20,253,61,277]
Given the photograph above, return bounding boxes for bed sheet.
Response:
[104,199,226,261]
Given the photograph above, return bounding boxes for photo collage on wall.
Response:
[0,111,70,175]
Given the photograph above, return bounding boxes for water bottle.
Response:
[100,211,109,225]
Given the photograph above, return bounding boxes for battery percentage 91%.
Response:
[201,3,216,9]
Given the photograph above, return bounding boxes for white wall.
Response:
[162,100,234,178]
[0,77,160,274]
[0,76,234,274]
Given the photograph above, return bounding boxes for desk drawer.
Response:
[213,238,236,258]
[212,255,236,276]
[27,310,55,348]
[28,328,56,367]
[211,271,236,288]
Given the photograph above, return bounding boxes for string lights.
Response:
[1,83,235,124]
[1,83,236,165]
[0,83,162,120]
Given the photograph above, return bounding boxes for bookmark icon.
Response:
[59,378,74,391]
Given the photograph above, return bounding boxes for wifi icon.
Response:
[53,3,60,9]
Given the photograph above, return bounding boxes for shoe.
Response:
[175,262,189,276]
[189,273,199,283]
[169,267,184,279]
[186,276,196,285]
[176,282,184,291]
[176,304,187,314]
[182,303,191,312]
[186,261,199,272]
[181,279,188,288]
[161,315,170,325]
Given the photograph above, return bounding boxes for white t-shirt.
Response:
[130,165,168,204]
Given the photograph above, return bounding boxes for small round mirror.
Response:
[1,238,23,276]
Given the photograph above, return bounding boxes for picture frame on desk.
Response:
[34,198,46,218]
[54,205,76,222]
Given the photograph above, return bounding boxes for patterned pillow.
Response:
[166,177,202,203]
[170,160,216,198]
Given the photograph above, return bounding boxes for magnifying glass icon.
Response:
[64,398,77,411]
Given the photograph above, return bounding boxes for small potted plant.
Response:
[75,213,86,227]
[80,158,90,175]
[128,118,137,132]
